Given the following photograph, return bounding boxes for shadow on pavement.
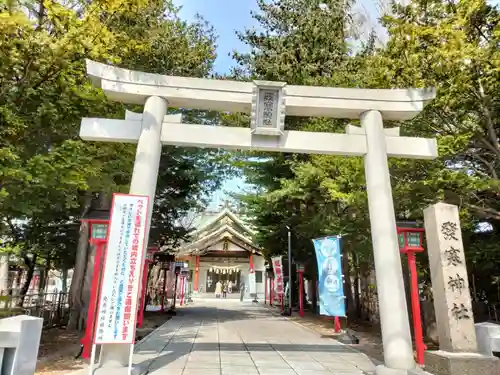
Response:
[140,341,369,372]
[136,302,378,374]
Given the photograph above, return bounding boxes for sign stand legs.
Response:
[127,344,134,375]
[88,344,98,375]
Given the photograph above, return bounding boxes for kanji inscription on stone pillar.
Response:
[423,203,477,352]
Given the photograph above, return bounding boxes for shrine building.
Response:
[175,206,265,299]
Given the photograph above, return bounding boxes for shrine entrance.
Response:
[205,268,240,294]
[80,59,437,375]
[173,206,263,297]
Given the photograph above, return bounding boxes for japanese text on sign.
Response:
[440,220,471,321]
[95,194,149,344]
[271,256,284,295]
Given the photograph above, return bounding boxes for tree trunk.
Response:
[150,264,161,302]
[17,254,37,307]
[81,242,96,320]
[144,265,153,311]
[38,267,45,293]
[352,252,361,319]
[0,253,10,294]
[61,268,68,293]
[67,195,92,330]
[343,251,356,318]
[39,258,50,294]
[14,269,23,292]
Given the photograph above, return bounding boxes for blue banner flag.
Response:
[312,236,346,317]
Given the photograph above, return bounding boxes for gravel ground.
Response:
[35,311,173,375]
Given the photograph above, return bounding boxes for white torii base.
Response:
[81,61,439,375]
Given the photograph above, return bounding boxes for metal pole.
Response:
[299,271,304,317]
[287,226,292,316]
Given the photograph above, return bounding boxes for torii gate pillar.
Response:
[362,110,414,371]
[95,96,167,374]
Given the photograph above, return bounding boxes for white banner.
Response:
[95,193,149,344]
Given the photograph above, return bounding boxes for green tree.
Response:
[372,0,500,302]
[0,0,231,318]
[233,0,500,317]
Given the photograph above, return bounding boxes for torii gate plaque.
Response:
[81,60,437,375]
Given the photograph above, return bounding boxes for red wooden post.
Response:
[81,240,105,359]
[334,316,341,333]
[160,268,167,312]
[408,251,426,364]
[397,226,426,365]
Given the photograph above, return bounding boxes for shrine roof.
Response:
[191,207,255,237]
[173,207,261,256]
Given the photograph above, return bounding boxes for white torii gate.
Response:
[81,60,437,375]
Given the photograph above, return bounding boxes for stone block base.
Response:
[424,350,500,375]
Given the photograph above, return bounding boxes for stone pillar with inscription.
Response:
[423,203,499,375]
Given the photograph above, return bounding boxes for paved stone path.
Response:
[134,300,377,375]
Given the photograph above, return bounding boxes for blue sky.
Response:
[173,0,259,207]
[174,0,258,73]
[174,0,382,73]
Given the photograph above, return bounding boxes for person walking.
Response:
[222,281,228,299]
[228,280,233,294]
[240,280,245,302]
[215,280,222,298]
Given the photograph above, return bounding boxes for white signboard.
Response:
[94,193,149,344]
[248,271,256,295]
